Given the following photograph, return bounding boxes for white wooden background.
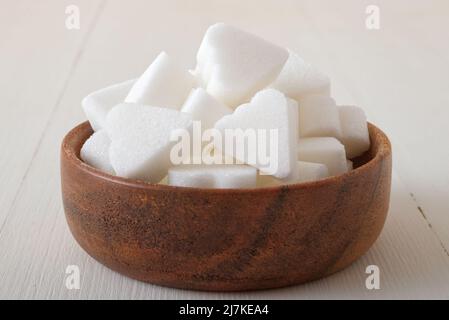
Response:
[0,0,448,299]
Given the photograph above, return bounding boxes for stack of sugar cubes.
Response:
[80,23,370,189]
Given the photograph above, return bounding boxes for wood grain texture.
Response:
[0,0,448,299]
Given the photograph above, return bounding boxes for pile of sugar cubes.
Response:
[80,23,370,189]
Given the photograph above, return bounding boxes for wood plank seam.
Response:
[409,192,449,258]
[0,0,108,238]
[395,167,449,259]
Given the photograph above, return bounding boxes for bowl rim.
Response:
[62,121,391,194]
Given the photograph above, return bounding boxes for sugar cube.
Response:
[257,160,329,186]
[278,161,329,184]
[338,105,370,158]
[181,88,232,130]
[297,137,348,176]
[82,79,135,131]
[297,161,329,182]
[168,164,257,188]
[106,103,193,182]
[195,23,288,107]
[79,24,371,186]
[299,95,342,139]
[80,130,114,175]
[214,89,298,179]
[271,51,330,101]
[347,159,354,171]
[125,51,195,109]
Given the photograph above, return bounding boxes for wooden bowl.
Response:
[61,121,391,291]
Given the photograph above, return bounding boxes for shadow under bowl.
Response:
[61,121,392,291]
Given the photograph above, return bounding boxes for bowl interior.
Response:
[62,121,389,192]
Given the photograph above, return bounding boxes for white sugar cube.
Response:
[297,137,348,176]
[271,51,330,101]
[181,88,232,130]
[168,165,257,188]
[297,161,329,182]
[106,103,193,182]
[214,89,298,179]
[80,130,114,175]
[189,69,201,87]
[346,159,354,171]
[257,160,329,186]
[195,23,288,107]
[338,105,370,158]
[82,79,135,131]
[299,95,342,139]
[125,51,194,109]
[278,161,329,184]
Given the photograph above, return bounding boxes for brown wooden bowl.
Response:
[61,121,391,291]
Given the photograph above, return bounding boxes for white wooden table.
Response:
[1,0,449,299]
